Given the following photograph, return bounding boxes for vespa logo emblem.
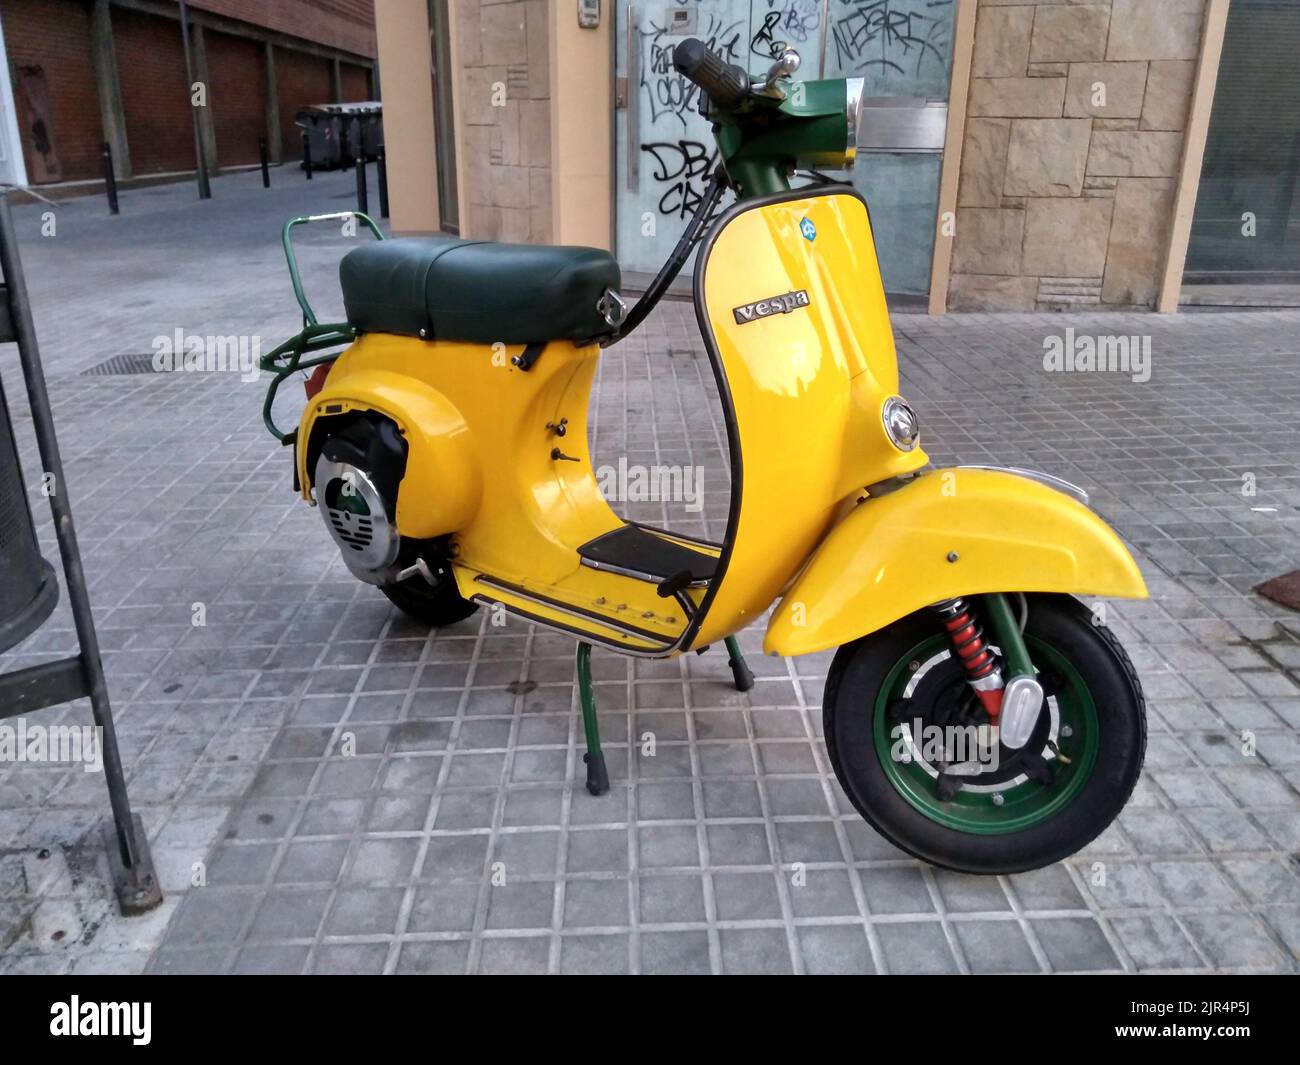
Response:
[732,289,811,325]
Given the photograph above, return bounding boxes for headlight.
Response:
[882,396,919,451]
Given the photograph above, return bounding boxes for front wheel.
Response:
[824,594,1145,875]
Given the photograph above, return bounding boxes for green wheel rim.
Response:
[871,634,1099,835]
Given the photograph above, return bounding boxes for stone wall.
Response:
[454,0,551,243]
[949,0,1205,310]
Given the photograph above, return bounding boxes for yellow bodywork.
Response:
[298,335,697,652]
[295,187,1145,658]
[764,467,1148,657]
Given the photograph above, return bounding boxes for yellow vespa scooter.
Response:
[260,39,1148,874]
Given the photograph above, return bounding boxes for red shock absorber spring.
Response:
[932,598,1003,717]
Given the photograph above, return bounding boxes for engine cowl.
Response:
[314,432,403,585]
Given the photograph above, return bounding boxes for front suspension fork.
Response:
[932,594,1043,749]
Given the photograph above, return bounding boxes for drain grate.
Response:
[80,353,162,376]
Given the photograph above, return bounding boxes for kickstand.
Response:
[575,642,609,795]
[725,635,755,692]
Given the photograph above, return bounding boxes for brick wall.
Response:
[455,0,551,243]
[1,0,100,182]
[206,28,265,168]
[115,5,195,175]
[190,0,376,59]
[340,61,370,102]
[275,46,333,159]
[949,0,1205,311]
[2,0,376,184]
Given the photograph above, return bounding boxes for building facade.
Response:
[380,1,1295,312]
[0,0,377,188]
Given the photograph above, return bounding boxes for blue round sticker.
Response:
[800,217,817,242]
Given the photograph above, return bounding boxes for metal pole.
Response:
[302,131,313,180]
[0,194,157,910]
[355,148,368,215]
[101,142,119,215]
[178,0,212,199]
[377,145,389,219]
[259,136,270,188]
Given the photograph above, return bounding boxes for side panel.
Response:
[764,469,1149,657]
[690,189,927,648]
[302,334,625,586]
[297,361,481,540]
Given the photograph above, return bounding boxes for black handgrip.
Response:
[672,38,749,110]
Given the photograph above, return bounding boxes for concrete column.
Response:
[189,21,219,171]
[373,0,441,234]
[89,0,131,180]
[263,41,282,164]
[548,2,612,249]
[331,56,344,102]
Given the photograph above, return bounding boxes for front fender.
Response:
[764,468,1147,656]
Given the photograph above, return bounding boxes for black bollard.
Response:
[302,131,313,180]
[377,146,389,220]
[355,151,368,215]
[101,142,119,215]
[259,137,270,188]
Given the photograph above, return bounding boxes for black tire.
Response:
[824,594,1145,875]
[382,571,479,627]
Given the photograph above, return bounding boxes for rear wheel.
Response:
[381,563,478,627]
[824,594,1145,874]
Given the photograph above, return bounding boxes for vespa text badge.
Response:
[733,289,811,325]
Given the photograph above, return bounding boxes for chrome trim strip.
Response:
[469,595,679,658]
[957,465,1090,507]
[578,556,665,584]
[473,575,680,649]
[579,555,709,587]
[628,521,723,551]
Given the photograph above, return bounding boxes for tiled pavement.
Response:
[1,170,1298,974]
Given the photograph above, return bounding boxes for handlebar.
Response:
[672,38,750,111]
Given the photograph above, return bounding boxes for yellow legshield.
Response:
[688,187,928,649]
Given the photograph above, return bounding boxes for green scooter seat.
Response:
[339,237,621,345]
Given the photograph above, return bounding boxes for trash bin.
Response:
[295,102,383,170]
[0,370,57,653]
